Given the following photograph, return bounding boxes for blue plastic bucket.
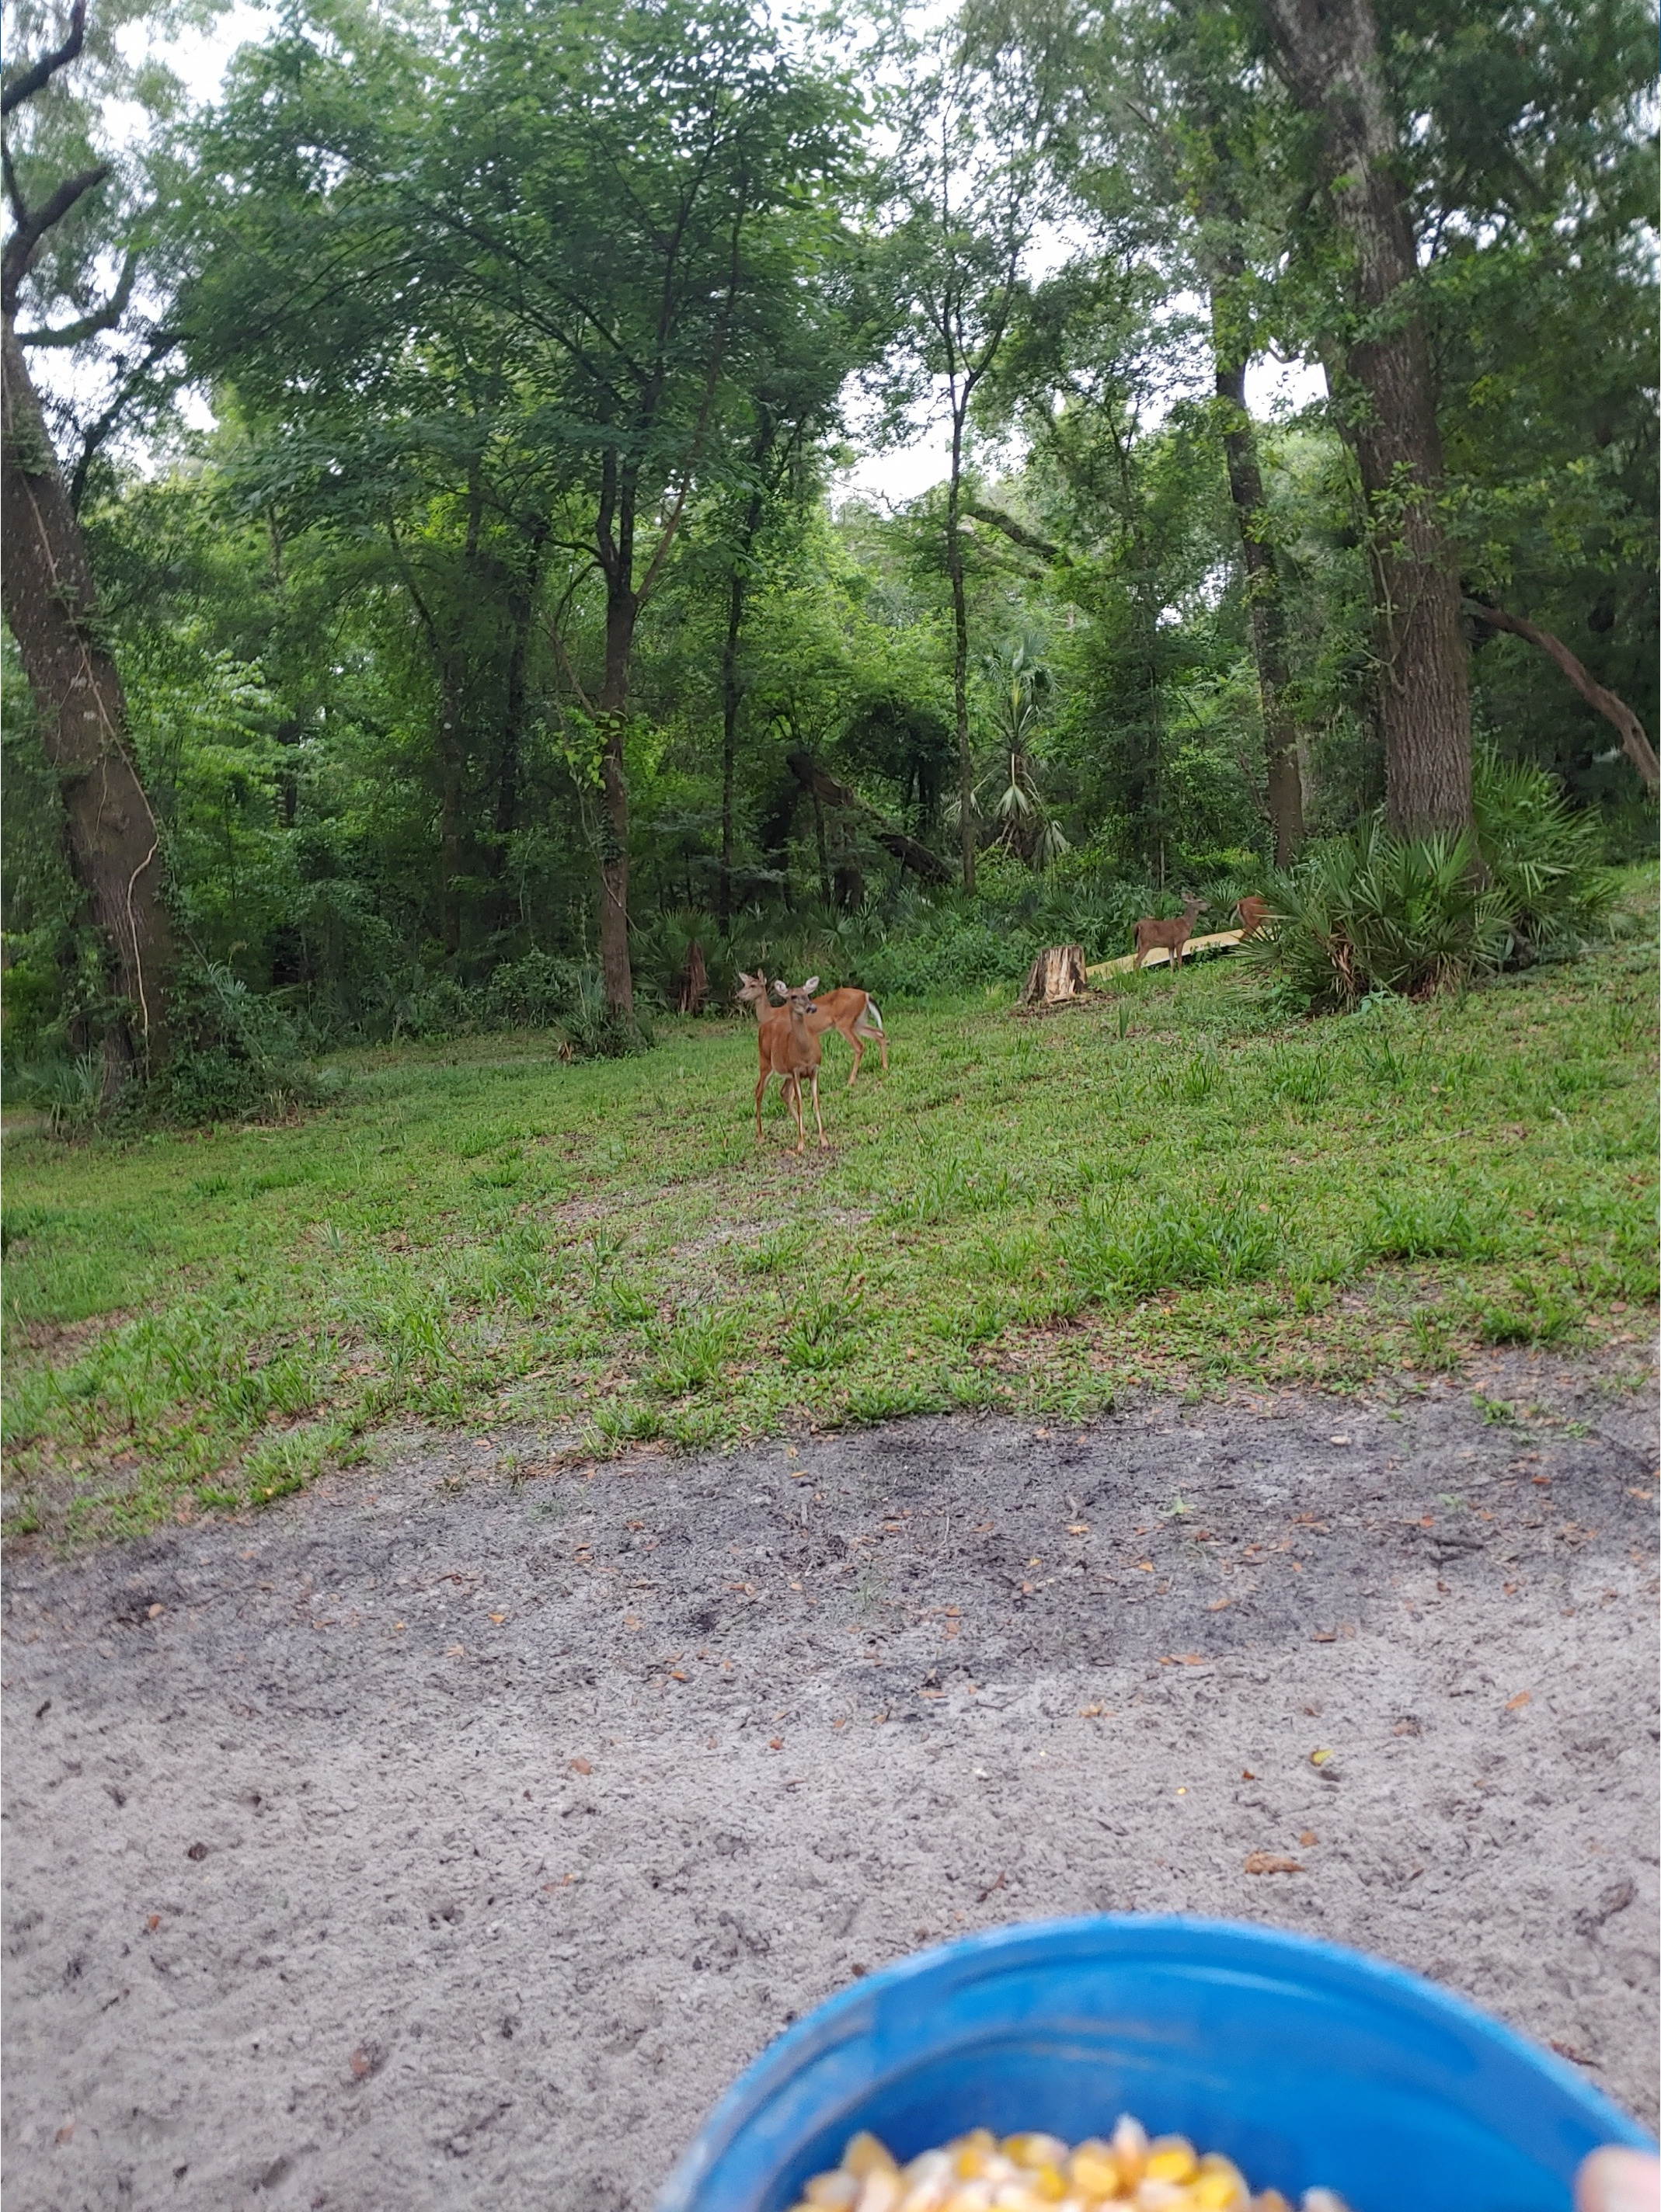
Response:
[659,1915,1652,2212]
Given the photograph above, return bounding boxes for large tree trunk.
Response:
[1211,301,1304,865]
[596,580,635,1016]
[945,413,975,891]
[435,666,465,960]
[718,485,764,927]
[2,316,174,1080]
[1259,0,1472,837]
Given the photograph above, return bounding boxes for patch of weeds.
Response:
[1472,1278,1583,1348]
[841,1379,946,1422]
[782,1278,866,1371]
[647,1308,743,1396]
[1473,1393,1517,1425]
[1070,1195,1280,1296]
[1409,1309,1461,1370]
[1175,1050,1223,1105]
[590,1401,663,1447]
[1363,1191,1485,1261]
[878,1155,1015,1226]
[740,1227,808,1276]
[1262,1045,1335,1111]
[598,1277,656,1328]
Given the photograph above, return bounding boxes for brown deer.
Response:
[1131,896,1207,972]
[1234,895,1269,939]
[754,979,827,1153]
[737,970,888,1087]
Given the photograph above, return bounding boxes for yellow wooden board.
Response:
[1087,927,1245,980]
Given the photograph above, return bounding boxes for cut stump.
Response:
[1022,944,1088,1007]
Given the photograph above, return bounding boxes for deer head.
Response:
[735,970,771,1013]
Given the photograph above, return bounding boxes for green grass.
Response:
[3,867,1656,1543]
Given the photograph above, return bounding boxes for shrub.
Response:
[561,968,653,1058]
[145,961,336,1125]
[1248,819,1510,1012]
[1471,750,1618,962]
[1067,1194,1280,1296]
[483,950,581,1028]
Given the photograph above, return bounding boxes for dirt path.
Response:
[4,1355,1656,2211]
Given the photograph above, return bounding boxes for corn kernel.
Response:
[1251,2196,1294,2211]
[1067,2146,1123,2201]
[1110,2117,1149,2187]
[1005,2135,1071,2172]
[957,2149,991,2182]
[807,2177,861,2209]
[1144,2138,1198,2185]
[1131,2182,1189,2211]
[844,2136,901,2182]
[1193,2172,1246,2210]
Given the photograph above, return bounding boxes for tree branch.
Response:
[2,0,89,117]
[963,499,1063,563]
[2,161,109,316]
[1464,598,1659,795]
[18,242,136,346]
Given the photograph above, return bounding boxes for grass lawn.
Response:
[3,868,1656,1544]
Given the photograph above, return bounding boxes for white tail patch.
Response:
[858,998,884,1034]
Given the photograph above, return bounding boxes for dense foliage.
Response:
[2,0,1654,1096]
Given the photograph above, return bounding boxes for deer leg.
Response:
[811,1069,826,1148]
[788,1073,806,1154]
[755,1069,769,1142]
[847,1028,863,1089]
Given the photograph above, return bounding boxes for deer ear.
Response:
[802,976,820,994]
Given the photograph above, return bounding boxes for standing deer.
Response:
[754,979,827,1153]
[1131,896,1207,972]
[1234,895,1269,939]
[736,970,888,1087]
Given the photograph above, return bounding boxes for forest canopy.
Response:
[2,0,1655,1087]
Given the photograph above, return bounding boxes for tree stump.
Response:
[1021,944,1088,1007]
[675,939,708,1015]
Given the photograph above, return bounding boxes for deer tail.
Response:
[858,998,884,1034]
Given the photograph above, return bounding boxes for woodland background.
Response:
[2,0,1655,1097]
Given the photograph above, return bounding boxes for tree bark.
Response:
[719,483,765,927]
[596,575,635,1016]
[946,409,975,890]
[1210,299,1304,864]
[1,315,174,1077]
[1259,0,1472,837]
[1464,600,1659,795]
[435,665,465,960]
[1020,944,1088,1007]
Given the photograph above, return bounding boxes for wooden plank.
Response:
[1087,928,1245,979]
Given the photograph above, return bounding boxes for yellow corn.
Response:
[792,2123,1348,2212]
[1067,2145,1123,2201]
[845,2134,901,2182]
[806,2179,861,2210]
[1144,2137,1199,2185]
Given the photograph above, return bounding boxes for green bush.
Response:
[1251,760,1617,1014]
[1472,750,1618,962]
[1249,819,1510,1011]
[482,950,581,1028]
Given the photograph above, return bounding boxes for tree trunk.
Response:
[719,485,764,927]
[436,665,465,961]
[1211,308,1305,865]
[1,315,174,1079]
[946,412,975,891]
[1020,944,1088,1007]
[1464,600,1660,795]
[1259,0,1472,837]
[596,578,635,1016]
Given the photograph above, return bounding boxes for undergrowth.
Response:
[2,865,1654,1545]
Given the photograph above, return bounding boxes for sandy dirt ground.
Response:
[3,1353,1657,2211]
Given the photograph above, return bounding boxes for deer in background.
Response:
[754,979,827,1153]
[1234,895,1269,939]
[1131,896,1207,972]
[736,971,888,1087]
